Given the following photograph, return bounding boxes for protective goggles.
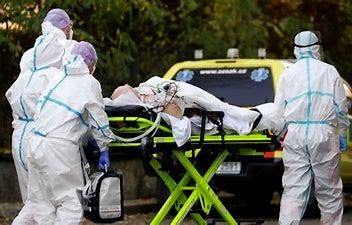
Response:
[294,41,322,48]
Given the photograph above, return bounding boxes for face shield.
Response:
[91,64,96,75]
[69,29,73,40]
[68,21,74,40]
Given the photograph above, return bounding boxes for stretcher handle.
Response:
[250,108,263,132]
[198,109,207,147]
[198,109,225,148]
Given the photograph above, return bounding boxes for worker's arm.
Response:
[273,73,288,136]
[334,75,349,137]
[85,78,115,151]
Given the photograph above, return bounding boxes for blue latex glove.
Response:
[339,136,347,152]
[98,150,110,171]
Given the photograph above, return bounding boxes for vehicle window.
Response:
[174,67,275,107]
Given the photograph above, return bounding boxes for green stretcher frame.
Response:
[108,114,271,224]
[149,149,235,225]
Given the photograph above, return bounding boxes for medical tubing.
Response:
[113,112,161,142]
[164,85,179,107]
[150,122,160,137]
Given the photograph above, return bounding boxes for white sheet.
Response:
[253,102,285,135]
[143,76,260,135]
[160,113,191,146]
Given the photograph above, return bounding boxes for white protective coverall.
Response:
[26,54,114,224]
[5,21,67,202]
[276,31,349,225]
[6,22,76,225]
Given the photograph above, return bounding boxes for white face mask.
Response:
[91,65,96,75]
[68,29,73,40]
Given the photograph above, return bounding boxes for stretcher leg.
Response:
[171,149,229,224]
[172,149,238,225]
[149,158,207,225]
[150,149,238,225]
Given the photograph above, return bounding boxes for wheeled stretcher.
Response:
[106,104,272,225]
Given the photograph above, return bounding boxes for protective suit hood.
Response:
[24,21,66,70]
[294,31,321,60]
[18,22,68,72]
[64,55,90,76]
[62,39,78,63]
[19,48,34,72]
[41,21,67,41]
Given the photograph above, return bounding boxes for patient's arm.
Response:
[163,102,183,119]
[111,84,140,100]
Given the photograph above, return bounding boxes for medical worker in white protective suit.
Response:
[24,41,114,224]
[19,9,76,73]
[275,31,349,225]
[5,8,75,224]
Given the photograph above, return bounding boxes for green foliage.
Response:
[1,0,352,147]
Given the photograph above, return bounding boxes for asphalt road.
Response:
[83,193,352,224]
[2,193,352,224]
[101,192,352,225]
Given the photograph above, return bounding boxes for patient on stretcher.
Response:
[110,84,183,119]
[104,76,284,146]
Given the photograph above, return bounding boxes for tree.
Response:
[1,0,352,148]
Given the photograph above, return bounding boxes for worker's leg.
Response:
[26,137,56,225]
[279,129,312,225]
[311,133,343,225]
[46,139,84,225]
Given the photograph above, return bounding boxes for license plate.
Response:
[216,161,241,175]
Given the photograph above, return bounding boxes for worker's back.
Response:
[33,57,104,146]
[280,57,340,126]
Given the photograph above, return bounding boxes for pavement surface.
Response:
[1,193,352,224]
